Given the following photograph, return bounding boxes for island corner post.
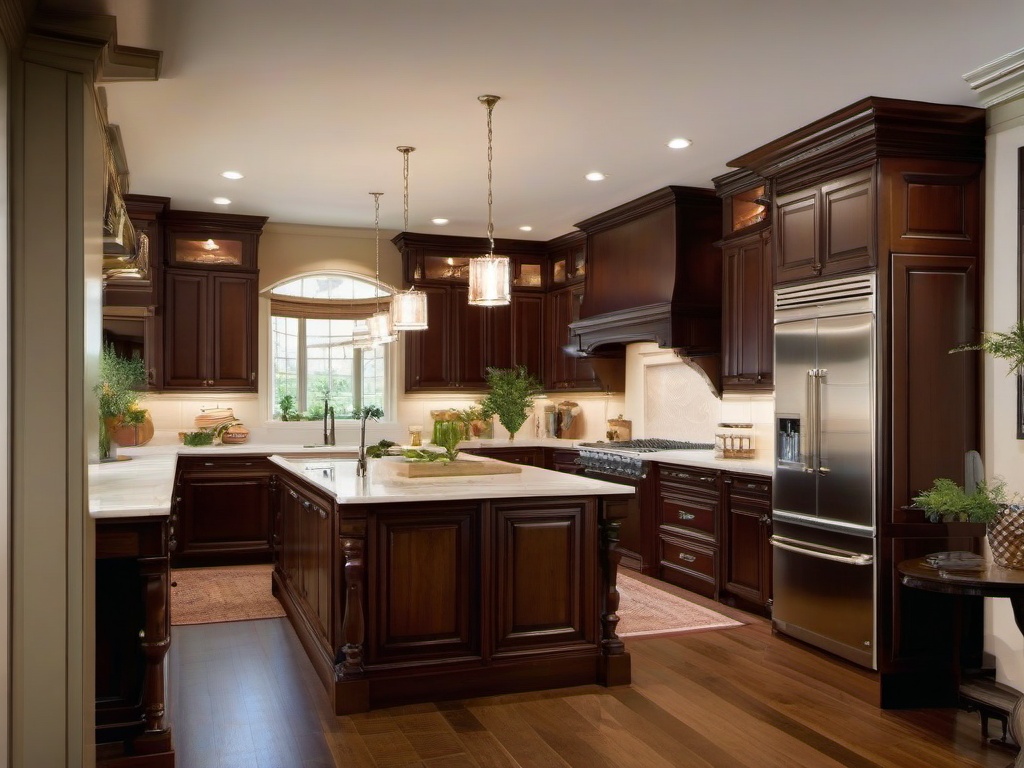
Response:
[270,466,633,715]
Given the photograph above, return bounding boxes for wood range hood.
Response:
[568,186,724,388]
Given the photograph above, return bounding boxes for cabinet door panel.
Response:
[511,293,544,381]
[405,285,452,391]
[453,287,488,388]
[177,475,271,559]
[722,232,772,391]
[493,501,593,651]
[774,190,818,283]
[210,273,255,388]
[822,171,873,274]
[370,507,479,661]
[724,504,766,602]
[163,269,208,387]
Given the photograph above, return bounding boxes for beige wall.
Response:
[981,99,1024,689]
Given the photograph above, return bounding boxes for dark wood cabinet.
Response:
[546,284,600,391]
[546,448,582,474]
[171,457,274,566]
[96,516,174,766]
[721,473,772,615]
[720,229,773,392]
[161,210,265,392]
[773,169,874,284]
[163,268,257,391]
[547,230,586,287]
[463,445,544,466]
[276,475,334,641]
[656,465,721,599]
[402,283,545,392]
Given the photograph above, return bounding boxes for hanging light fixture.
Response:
[391,146,429,330]
[366,192,397,346]
[468,94,511,307]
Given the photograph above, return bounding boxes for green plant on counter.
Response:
[951,320,1024,375]
[182,430,214,447]
[278,394,297,421]
[913,477,1007,524]
[401,448,452,463]
[431,419,463,462]
[365,439,398,459]
[480,365,541,441]
[94,344,148,459]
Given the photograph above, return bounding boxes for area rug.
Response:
[615,572,743,637]
[170,564,285,626]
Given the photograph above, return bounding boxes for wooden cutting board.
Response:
[388,458,522,478]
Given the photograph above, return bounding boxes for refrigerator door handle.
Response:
[770,534,874,566]
[804,369,817,474]
[815,368,828,476]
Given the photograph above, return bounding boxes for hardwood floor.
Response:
[168,602,1013,767]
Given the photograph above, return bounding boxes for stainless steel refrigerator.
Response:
[771,274,877,669]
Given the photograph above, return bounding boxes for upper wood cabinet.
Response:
[547,230,586,287]
[160,210,266,392]
[545,284,600,391]
[773,169,874,284]
[102,194,169,309]
[714,170,773,393]
[394,232,548,291]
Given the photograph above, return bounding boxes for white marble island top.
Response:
[269,454,636,505]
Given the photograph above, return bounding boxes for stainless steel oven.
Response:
[577,439,713,574]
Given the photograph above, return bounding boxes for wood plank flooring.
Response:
[168,599,1014,767]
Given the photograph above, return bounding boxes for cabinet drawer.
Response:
[658,535,717,598]
[659,465,720,495]
[726,475,771,501]
[177,456,272,474]
[659,492,717,539]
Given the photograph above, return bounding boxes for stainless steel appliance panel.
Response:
[816,312,874,530]
[770,520,876,669]
[773,317,816,517]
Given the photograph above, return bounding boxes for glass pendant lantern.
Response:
[468,95,511,307]
[365,192,396,346]
[391,146,429,330]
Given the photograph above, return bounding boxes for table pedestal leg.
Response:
[1008,597,1024,766]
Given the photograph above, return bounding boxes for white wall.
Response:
[981,99,1024,689]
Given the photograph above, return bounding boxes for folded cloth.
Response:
[923,551,987,572]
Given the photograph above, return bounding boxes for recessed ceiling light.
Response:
[667,138,692,149]
[213,197,232,205]
[221,171,244,180]
[519,226,533,232]
[431,218,449,225]
[585,171,606,182]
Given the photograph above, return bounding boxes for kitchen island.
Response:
[267,454,635,714]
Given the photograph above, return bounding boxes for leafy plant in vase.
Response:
[951,319,1024,374]
[480,365,542,442]
[94,344,149,460]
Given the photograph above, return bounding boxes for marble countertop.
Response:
[269,454,636,505]
[89,439,774,519]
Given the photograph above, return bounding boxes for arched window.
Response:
[269,273,390,420]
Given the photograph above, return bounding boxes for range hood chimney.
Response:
[569,186,723,374]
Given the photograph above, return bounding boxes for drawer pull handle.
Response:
[319,509,328,520]
[677,511,696,521]
[288,489,298,499]
[700,476,715,483]
[678,553,697,563]
[302,500,311,509]
[204,462,215,467]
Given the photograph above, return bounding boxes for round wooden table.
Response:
[899,556,1024,766]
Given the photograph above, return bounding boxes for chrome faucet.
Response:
[322,400,336,446]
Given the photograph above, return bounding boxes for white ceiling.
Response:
[37,0,1024,240]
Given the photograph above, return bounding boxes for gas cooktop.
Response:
[576,438,714,454]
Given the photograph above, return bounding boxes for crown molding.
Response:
[964,47,1024,108]
[24,12,160,82]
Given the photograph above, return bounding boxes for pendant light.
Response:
[366,192,397,346]
[468,94,511,307]
[390,146,429,330]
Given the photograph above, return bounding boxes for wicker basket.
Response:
[987,505,1024,569]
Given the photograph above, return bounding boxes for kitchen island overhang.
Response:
[268,454,636,714]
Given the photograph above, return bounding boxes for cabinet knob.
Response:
[302,500,311,509]
[677,511,696,521]
[319,509,328,520]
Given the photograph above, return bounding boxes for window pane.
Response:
[271,316,299,417]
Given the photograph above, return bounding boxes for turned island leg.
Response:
[134,554,173,755]
[599,501,631,686]
[335,535,369,713]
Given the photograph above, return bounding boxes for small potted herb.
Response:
[94,344,150,459]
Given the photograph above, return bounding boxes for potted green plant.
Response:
[94,344,149,459]
[480,365,542,441]
[951,320,1024,374]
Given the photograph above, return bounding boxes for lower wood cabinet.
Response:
[171,456,274,566]
[546,448,582,474]
[721,473,772,615]
[95,516,174,767]
[656,465,721,599]
[463,446,544,466]
[276,474,334,641]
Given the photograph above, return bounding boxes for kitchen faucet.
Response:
[322,400,336,446]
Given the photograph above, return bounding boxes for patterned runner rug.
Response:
[170,564,743,635]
